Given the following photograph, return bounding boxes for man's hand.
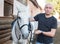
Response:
[34,30,42,34]
[29,17,35,22]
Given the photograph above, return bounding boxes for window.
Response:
[4,0,13,16]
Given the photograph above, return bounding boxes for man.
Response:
[30,3,57,44]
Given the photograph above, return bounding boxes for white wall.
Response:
[37,0,46,13]
[13,0,17,15]
[0,0,4,16]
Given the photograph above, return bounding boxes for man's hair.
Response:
[45,3,54,8]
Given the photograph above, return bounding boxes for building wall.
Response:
[28,0,41,17]
[0,0,4,16]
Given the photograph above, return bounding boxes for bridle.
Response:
[15,17,32,40]
[14,10,32,40]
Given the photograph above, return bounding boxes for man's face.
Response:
[44,4,53,15]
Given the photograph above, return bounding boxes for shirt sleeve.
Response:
[34,14,39,21]
[51,18,57,29]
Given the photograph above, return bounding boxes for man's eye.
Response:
[49,7,52,9]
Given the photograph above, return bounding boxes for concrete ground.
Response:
[54,27,60,44]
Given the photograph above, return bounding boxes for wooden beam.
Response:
[0,35,11,44]
[4,0,13,5]
[0,20,13,25]
[30,0,39,8]
[0,29,11,35]
[0,32,11,39]
[0,24,11,30]
[3,40,12,44]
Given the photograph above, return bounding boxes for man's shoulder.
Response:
[51,16,57,21]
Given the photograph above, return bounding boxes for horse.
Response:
[11,0,33,44]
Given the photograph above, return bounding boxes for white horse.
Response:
[12,0,33,44]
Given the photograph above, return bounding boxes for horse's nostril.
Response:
[19,17,21,19]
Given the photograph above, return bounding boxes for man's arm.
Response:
[42,29,56,37]
[34,29,56,37]
[43,18,57,37]
[34,30,42,34]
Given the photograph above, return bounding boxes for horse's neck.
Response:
[15,0,31,25]
[15,0,31,17]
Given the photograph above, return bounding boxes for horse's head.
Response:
[15,1,32,39]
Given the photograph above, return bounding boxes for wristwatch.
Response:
[40,30,43,34]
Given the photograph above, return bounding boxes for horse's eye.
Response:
[19,17,21,19]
